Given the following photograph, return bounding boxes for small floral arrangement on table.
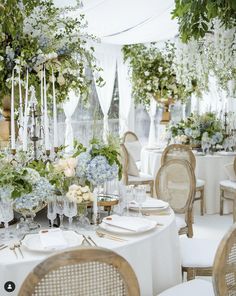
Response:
[166,112,225,151]
[0,157,54,215]
[66,185,94,204]
[76,139,122,186]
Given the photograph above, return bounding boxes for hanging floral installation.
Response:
[0,0,103,108]
[122,43,197,107]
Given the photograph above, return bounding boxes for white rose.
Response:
[83,193,90,201]
[57,75,65,86]
[69,184,80,191]
[144,71,150,76]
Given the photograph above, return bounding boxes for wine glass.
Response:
[125,186,135,216]
[47,200,57,228]
[135,186,147,217]
[56,196,65,229]
[64,200,77,229]
[0,200,14,242]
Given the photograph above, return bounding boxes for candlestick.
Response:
[43,66,50,151]
[23,69,29,151]
[18,69,24,142]
[10,69,15,149]
[52,69,58,148]
[93,188,98,225]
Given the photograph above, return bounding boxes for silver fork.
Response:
[14,242,24,258]
[9,244,18,259]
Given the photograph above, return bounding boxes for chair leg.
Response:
[220,188,224,216]
[233,198,236,223]
[200,187,205,216]
[150,181,154,197]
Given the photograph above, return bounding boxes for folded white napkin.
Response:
[39,229,68,249]
[102,215,157,232]
[129,198,168,209]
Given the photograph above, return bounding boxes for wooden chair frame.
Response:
[213,223,236,295]
[18,247,140,296]
[220,157,236,221]
[161,144,205,216]
[155,159,196,238]
[123,131,139,143]
[120,143,154,196]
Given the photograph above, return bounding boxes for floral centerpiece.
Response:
[122,42,197,107]
[66,185,94,204]
[0,0,103,107]
[166,112,225,151]
[76,139,122,187]
[0,155,55,218]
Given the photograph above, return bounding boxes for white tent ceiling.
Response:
[55,0,178,44]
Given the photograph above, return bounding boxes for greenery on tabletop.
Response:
[166,112,225,149]
[0,0,103,108]
[172,0,236,42]
[122,42,197,107]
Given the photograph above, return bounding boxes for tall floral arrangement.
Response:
[122,42,197,106]
[0,0,103,107]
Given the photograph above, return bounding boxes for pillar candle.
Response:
[10,69,15,149]
[44,66,50,150]
[52,69,58,148]
[22,69,29,151]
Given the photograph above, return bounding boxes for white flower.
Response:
[144,71,150,76]
[57,75,65,86]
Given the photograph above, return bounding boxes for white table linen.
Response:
[0,211,181,296]
[141,148,235,214]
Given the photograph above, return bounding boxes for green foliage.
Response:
[72,140,86,158]
[122,42,196,106]
[0,0,103,107]
[172,0,236,42]
[0,162,32,199]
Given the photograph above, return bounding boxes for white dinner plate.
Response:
[99,215,157,235]
[129,199,169,212]
[22,230,84,252]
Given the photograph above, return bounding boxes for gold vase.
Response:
[153,96,174,125]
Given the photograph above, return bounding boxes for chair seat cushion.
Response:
[220,180,236,189]
[196,179,205,188]
[157,279,214,296]
[128,172,153,182]
[175,215,187,230]
[180,237,219,268]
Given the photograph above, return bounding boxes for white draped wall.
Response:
[93,46,117,142]
[63,91,79,154]
[147,98,157,146]
[117,52,133,136]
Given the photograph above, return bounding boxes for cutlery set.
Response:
[0,242,24,259]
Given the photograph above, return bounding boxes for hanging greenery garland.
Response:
[122,42,198,107]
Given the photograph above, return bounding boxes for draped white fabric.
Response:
[147,98,157,147]
[64,0,178,44]
[63,91,79,154]
[117,53,133,135]
[93,46,117,142]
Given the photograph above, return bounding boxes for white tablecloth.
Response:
[0,211,181,296]
[141,148,235,214]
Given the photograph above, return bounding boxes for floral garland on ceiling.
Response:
[174,21,236,97]
[0,0,103,108]
[122,42,197,107]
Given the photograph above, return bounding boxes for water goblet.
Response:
[0,200,14,242]
[47,200,57,228]
[135,186,147,217]
[64,200,77,229]
[56,196,65,229]
[125,186,135,216]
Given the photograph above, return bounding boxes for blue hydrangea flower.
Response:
[76,152,91,178]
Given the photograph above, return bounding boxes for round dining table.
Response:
[0,209,181,296]
[141,147,235,214]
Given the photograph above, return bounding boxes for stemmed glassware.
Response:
[135,186,147,217]
[64,200,77,229]
[56,196,65,229]
[47,200,57,228]
[125,186,135,216]
[0,200,14,242]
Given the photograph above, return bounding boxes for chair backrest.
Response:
[120,144,129,184]
[213,223,236,296]
[123,131,139,143]
[18,247,140,296]
[155,159,196,214]
[161,144,196,170]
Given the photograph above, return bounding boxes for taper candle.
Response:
[10,69,15,149]
[44,66,50,150]
[52,69,58,148]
